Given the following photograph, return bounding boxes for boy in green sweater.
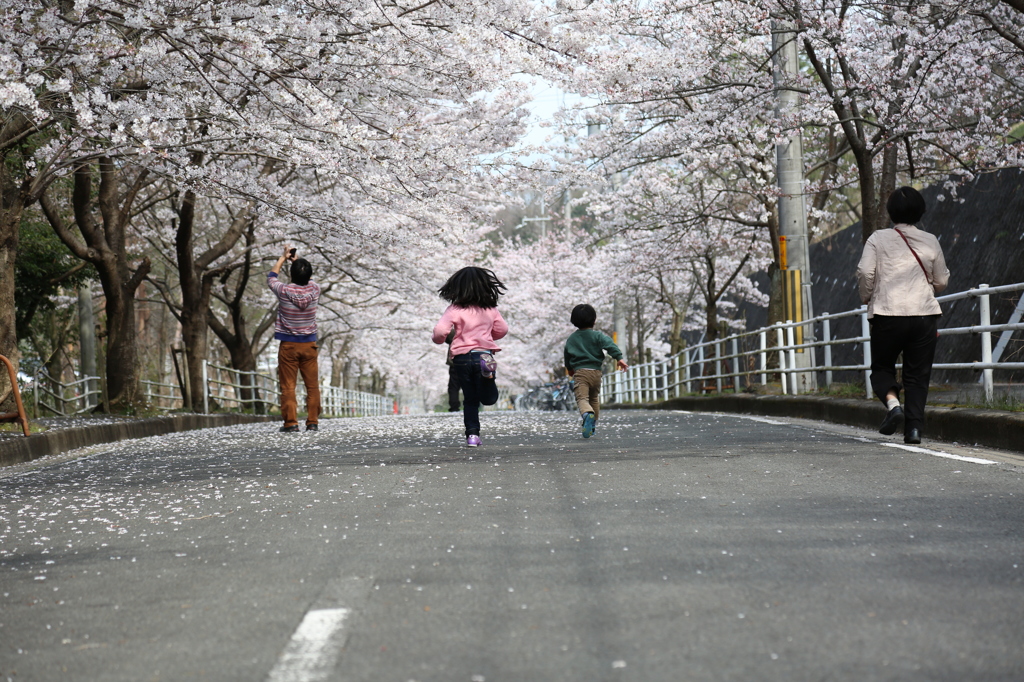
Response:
[563,304,628,438]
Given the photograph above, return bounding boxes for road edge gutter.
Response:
[0,414,276,468]
[608,394,1024,454]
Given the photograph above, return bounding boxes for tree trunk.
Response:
[343,359,353,390]
[330,353,343,387]
[0,170,28,399]
[174,188,256,412]
[668,307,684,356]
[175,190,211,412]
[329,337,349,387]
[0,206,22,382]
[225,337,259,410]
[206,222,273,413]
[95,252,147,408]
[210,309,264,412]
[634,292,646,365]
[0,115,41,390]
[704,256,719,342]
[40,160,151,411]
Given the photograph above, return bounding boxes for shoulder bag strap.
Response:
[893,228,931,285]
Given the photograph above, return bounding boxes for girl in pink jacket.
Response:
[432,267,508,447]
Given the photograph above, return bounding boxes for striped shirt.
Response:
[268,272,321,342]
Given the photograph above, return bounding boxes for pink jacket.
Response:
[432,304,508,356]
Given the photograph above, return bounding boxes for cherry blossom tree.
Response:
[2,0,542,408]
[788,0,1024,239]
[520,0,1022,367]
[488,229,613,385]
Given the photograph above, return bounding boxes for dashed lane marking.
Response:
[266,606,350,679]
[266,576,371,682]
[266,608,351,682]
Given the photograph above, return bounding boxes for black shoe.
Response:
[904,427,921,445]
[879,406,904,435]
[279,425,300,433]
[306,423,318,432]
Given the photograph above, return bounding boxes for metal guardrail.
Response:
[19,357,393,420]
[32,369,102,417]
[143,362,393,417]
[144,361,394,417]
[203,361,393,417]
[602,281,1024,405]
[142,379,186,411]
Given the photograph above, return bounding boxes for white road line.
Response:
[882,442,998,465]
[670,410,788,425]
[670,409,1003,466]
[267,607,350,682]
[722,414,788,425]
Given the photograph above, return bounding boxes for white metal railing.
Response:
[318,384,393,417]
[142,379,185,411]
[32,369,102,417]
[203,361,393,417]
[603,281,1024,405]
[141,362,394,417]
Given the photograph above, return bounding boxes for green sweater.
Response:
[563,328,623,371]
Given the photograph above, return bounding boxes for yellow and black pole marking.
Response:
[782,269,804,350]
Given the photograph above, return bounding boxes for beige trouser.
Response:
[572,369,603,420]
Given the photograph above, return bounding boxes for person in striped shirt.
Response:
[269,246,322,432]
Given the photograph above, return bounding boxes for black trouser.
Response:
[447,365,461,411]
[451,352,499,436]
[869,315,939,432]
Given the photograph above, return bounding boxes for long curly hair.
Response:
[438,267,506,309]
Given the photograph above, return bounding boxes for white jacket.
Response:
[857,225,950,318]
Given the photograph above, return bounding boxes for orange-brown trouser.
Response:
[278,341,320,427]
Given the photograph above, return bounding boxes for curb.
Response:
[0,414,276,468]
[609,394,1024,454]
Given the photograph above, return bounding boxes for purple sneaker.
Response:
[467,435,481,448]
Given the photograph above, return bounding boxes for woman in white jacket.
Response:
[857,187,950,444]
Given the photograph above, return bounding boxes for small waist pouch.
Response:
[478,352,497,379]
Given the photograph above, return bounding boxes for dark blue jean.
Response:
[451,352,499,436]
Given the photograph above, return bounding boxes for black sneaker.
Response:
[306,423,319,432]
[879,406,904,435]
[279,425,300,433]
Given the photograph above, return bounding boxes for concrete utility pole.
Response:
[772,19,817,393]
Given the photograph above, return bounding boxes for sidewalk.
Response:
[0,413,275,468]
[612,391,1024,454]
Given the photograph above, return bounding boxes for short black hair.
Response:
[438,266,506,309]
[887,186,926,225]
[290,258,313,286]
[570,304,597,329]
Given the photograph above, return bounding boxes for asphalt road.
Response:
[2,409,1023,682]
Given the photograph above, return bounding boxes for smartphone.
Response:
[289,248,296,258]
